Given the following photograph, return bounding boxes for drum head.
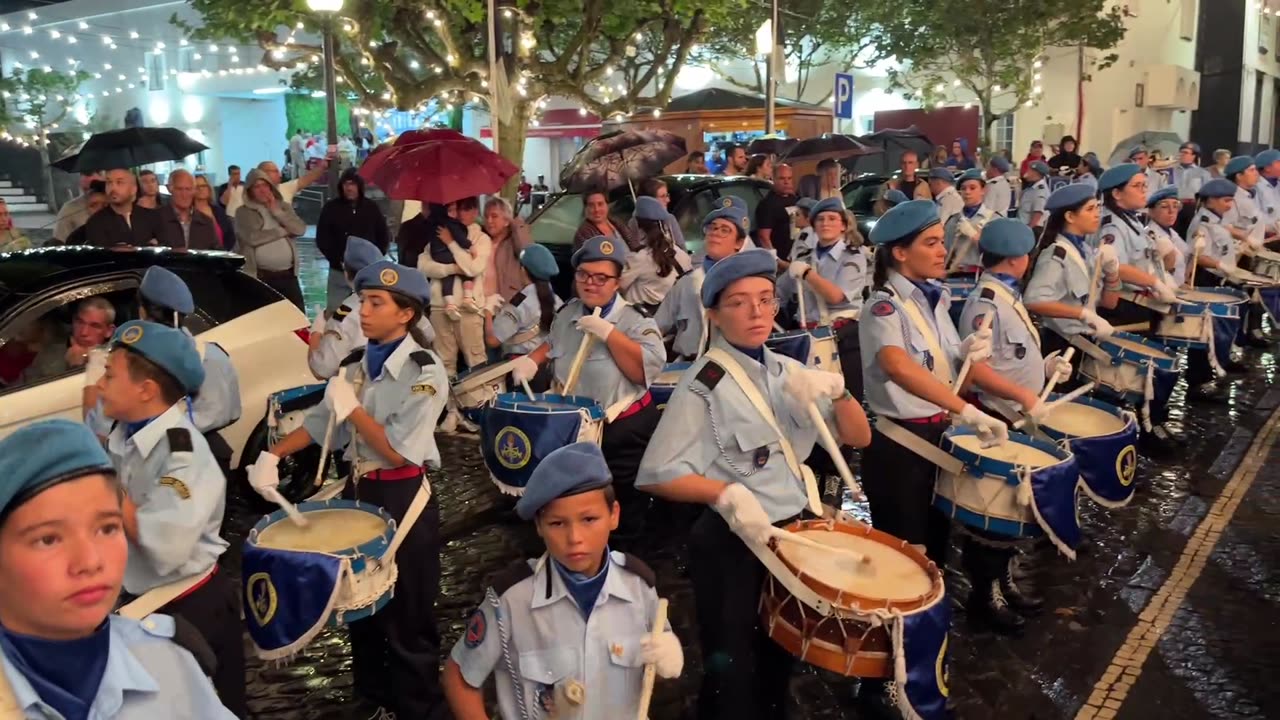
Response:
[257,509,388,553]
[1039,401,1128,437]
[949,433,1061,468]
[1106,335,1174,361]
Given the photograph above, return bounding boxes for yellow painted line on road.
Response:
[1075,406,1280,720]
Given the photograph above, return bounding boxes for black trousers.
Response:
[690,510,794,720]
[1097,299,1176,425]
[258,268,305,311]
[601,399,661,488]
[342,473,442,716]
[162,570,247,718]
[861,419,952,566]
[806,321,862,478]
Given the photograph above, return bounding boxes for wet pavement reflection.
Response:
[225,241,1280,719]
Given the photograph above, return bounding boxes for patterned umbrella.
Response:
[358,131,519,204]
[560,129,687,193]
[1107,131,1184,167]
[51,127,207,172]
[782,133,880,164]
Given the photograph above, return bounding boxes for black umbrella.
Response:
[560,129,687,193]
[747,135,798,157]
[53,127,208,173]
[782,133,880,164]
[49,141,86,172]
[845,127,934,175]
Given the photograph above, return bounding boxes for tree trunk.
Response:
[41,145,57,213]
[496,101,530,200]
[980,104,999,158]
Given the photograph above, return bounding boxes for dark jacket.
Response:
[206,204,237,250]
[159,204,221,250]
[396,202,467,272]
[315,168,391,267]
[1047,135,1081,172]
[83,204,169,248]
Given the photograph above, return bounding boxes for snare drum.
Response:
[480,392,605,495]
[934,428,1082,553]
[944,278,976,326]
[450,358,516,424]
[651,362,691,410]
[243,500,398,660]
[268,383,326,440]
[1037,395,1140,508]
[759,516,945,678]
[1078,332,1179,400]
[1251,248,1280,282]
[1153,288,1247,348]
[765,326,842,375]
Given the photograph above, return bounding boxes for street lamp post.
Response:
[756,0,780,134]
[308,0,343,196]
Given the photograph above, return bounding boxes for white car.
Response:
[0,246,318,486]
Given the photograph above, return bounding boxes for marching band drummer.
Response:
[1186,179,1254,393]
[510,236,666,493]
[927,167,963,222]
[250,260,449,719]
[0,420,235,719]
[443,443,683,720]
[1173,142,1212,203]
[1129,146,1167,192]
[93,320,245,716]
[655,205,749,359]
[1254,149,1280,241]
[1018,161,1052,231]
[620,196,692,315]
[483,244,562,391]
[943,168,999,275]
[984,155,1014,218]
[776,197,868,400]
[1222,156,1274,348]
[636,249,871,719]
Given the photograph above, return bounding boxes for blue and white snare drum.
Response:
[450,358,516,424]
[1078,332,1178,401]
[1153,288,1247,348]
[1251,248,1280,282]
[268,383,326,442]
[943,277,977,326]
[243,499,397,660]
[933,428,1082,555]
[481,392,605,495]
[651,362,692,410]
[1036,395,1139,508]
[765,326,842,374]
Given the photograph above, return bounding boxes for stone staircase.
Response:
[0,178,44,213]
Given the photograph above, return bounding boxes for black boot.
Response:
[1140,423,1175,456]
[967,580,1026,636]
[1000,557,1045,615]
[1241,329,1272,349]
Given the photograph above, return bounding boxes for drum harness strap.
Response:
[491,577,529,720]
[0,660,19,720]
[977,278,1040,350]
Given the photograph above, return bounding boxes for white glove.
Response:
[1150,278,1179,304]
[576,313,615,342]
[1151,231,1175,258]
[324,375,361,422]
[957,217,980,239]
[959,325,993,364]
[1024,398,1052,424]
[783,367,846,410]
[640,631,684,679]
[1043,350,1072,383]
[510,354,539,383]
[309,305,327,336]
[247,451,281,495]
[954,403,1010,446]
[713,483,773,546]
[1097,244,1121,277]
[1247,234,1264,251]
[484,294,505,314]
[788,260,811,280]
[84,347,109,387]
[1192,231,1208,255]
[1080,307,1115,338]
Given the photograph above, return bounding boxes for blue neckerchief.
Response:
[0,621,110,720]
[990,272,1022,295]
[124,416,158,439]
[908,279,943,310]
[1268,177,1279,188]
[730,342,766,365]
[815,242,836,259]
[1248,186,1257,199]
[1061,231,1089,255]
[963,204,982,218]
[365,336,405,379]
[552,551,610,620]
[584,295,617,317]
[702,256,719,273]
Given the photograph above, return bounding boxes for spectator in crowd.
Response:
[620,196,691,313]
[82,169,166,248]
[235,167,308,309]
[135,169,162,210]
[1020,139,1047,177]
[217,165,244,215]
[722,144,749,176]
[686,151,708,174]
[800,157,844,201]
[886,150,931,201]
[946,138,976,170]
[22,297,116,381]
[755,162,799,259]
[0,199,30,253]
[630,177,686,250]
[930,144,950,167]
[482,196,534,302]
[533,175,549,192]
[194,174,236,250]
[572,187,640,252]
[52,171,102,243]
[255,145,334,205]
[315,168,391,311]
[61,181,108,246]
[158,169,220,250]
[1209,148,1232,178]
[745,153,774,182]
[1048,135,1082,173]
[289,128,307,179]
[517,175,532,213]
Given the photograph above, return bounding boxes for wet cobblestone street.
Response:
[224,241,1280,719]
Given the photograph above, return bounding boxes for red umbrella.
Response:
[358,130,518,204]
[359,129,471,182]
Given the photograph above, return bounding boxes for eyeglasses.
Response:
[705,223,738,237]
[575,270,619,286]
[719,296,780,315]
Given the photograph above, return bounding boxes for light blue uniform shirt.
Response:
[547,295,665,417]
[492,282,562,356]
[943,205,997,269]
[858,270,964,420]
[303,334,448,472]
[1186,208,1238,268]
[984,176,1013,217]
[1149,221,1187,285]
[934,186,963,224]
[1099,210,1161,288]
[1256,177,1280,225]
[776,238,866,324]
[1074,172,1098,193]
[1144,167,1168,192]
[958,274,1045,396]
[654,267,707,358]
[1173,164,1211,200]
[1227,185,1265,246]
[308,291,436,379]
[1024,234,1097,338]
[106,403,228,596]
[1,614,234,719]
[449,552,663,720]
[1017,179,1049,226]
[636,339,831,522]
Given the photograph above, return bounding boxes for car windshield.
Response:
[529,194,584,246]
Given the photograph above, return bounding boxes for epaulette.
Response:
[334,303,354,320]
[166,428,193,453]
[170,614,217,677]
[620,553,656,588]
[695,360,725,391]
[1053,246,1067,260]
[409,350,435,367]
[510,291,527,307]
[979,287,996,301]
[1199,215,1210,223]
[490,559,535,596]
[556,301,576,315]
[339,348,365,367]
[1100,215,1116,227]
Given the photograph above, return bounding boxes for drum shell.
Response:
[765,327,842,376]
[480,392,605,495]
[1252,249,1280,282]
[1078,332,1178,399]
[1153,288,1246,347]
[651,362,692,411]
[450,359,516,421]
[1037,395,1140,507]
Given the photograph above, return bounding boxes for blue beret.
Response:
[1255,149,1280,169]
[1127,145,1148,160]
[1029,161,1052,177]
[1197,178,1238,199]
[571,235,629,269]
[700,248,776,308]
[354,260,431,307]
[1045,183,1097,212]
[633,196,667,221]
[714,195,748,214]
[1180,142,1201,155]
[1146,186,1179,207]
[514,442,612,520]
[518,244,559,281]
[1098,163,1141,192]
[988,156,1012,173]
[343,236,384,273]
[112,320,205,393]
[927,167,954,181]
[139,266,193,315]
[978,218,1035,258]
[1225,155,1255,178]
[869,200,940,246]
[956,168,986,186]
[0,420,116,521]
[701,206,748,238]
[883,189,909,206]
[810,197,847,220]
[794,197,817,212]
[1083,153,1103,174]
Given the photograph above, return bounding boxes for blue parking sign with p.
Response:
[834,73,854,119]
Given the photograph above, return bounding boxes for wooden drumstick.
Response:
[520,378,537,402]
[952,313,991,391]
[768,527,872,567]
[563,307,601,395]
[806,403,865,503]
[1187,229,1205,289]
[1086,246,1106,311]
[262,487,309,527]
[635,598,669,720]
[796,274,808,328]
[1036,347,1075,405]
[1012,381,1097,430]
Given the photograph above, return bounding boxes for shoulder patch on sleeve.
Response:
[695,361,725,390]
[169,614,217,677]
[334,303,353,319]
[166,428,192,453]
[490,559,535,596]
[620,553,657,588]
[870,300,896,317]
[1052,246,1067,260]
[463,608,487,648]
[1100,233,1116,245]
[339,348,366,367]
[409,350,435,367]
[159,477,191,500]
[509,291,527,307]
[642,327,660,338]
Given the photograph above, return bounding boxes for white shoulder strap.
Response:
[0,661,21,720]
[977,278,1041,349]
[704,348,822,515]
[193,337,208,363]
[886,287,953,385]
[1054,237,1091,277]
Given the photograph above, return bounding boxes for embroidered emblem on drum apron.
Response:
[464,608,486,648]
[247,572,279,626]
[1116,445,1138,487]
[494,427,533,470]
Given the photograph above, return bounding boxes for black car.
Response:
[842,173,892,240]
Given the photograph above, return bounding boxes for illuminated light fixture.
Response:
[102,35,111,44]
[194,53,202,60]
[78,21,89,29]
[104,63,112,69]
[28,51,37,58]
[410,59,420,69]
[27,11,37,19]
[68,36,77,44]
[22,26,32,35]
[129,31,139,39]
[209,44,218,52]
[251,87,289,95]
[0,23,8,31]
[652,109,661,118]
[49,30,60,39]
[180,38,189,46]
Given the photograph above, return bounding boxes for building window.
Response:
[147,53,167,91]
[990,113,1015,156]
[177,47,196,73]
[1179,0,1195,41]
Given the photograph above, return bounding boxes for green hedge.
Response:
[284,94,353,138]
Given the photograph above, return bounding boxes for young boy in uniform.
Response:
[442,442,683,719]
